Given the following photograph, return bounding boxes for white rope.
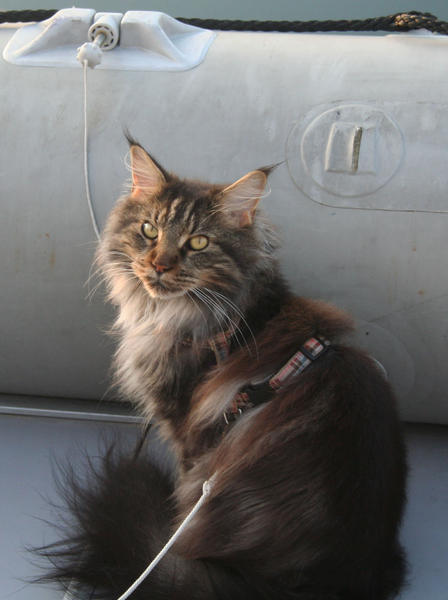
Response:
[82,59,100,240]
[116,473,217,600]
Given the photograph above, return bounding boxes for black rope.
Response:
[1,9,448,35]
[179,12,448,34]
[0,9,56,23]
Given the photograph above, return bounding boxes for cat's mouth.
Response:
[132,262,185,298]
[143,275,188,299]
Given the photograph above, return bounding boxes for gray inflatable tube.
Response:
[1,9,447,424]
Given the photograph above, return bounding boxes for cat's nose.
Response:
[151,261,173,274]
[149,250,178,274]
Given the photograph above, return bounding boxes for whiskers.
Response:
[185,290,210,348]
[84,250,140,301]
[190,288,258,359]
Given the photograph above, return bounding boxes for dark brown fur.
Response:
[37,142,407,600]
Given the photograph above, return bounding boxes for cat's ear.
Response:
[220,170,268,227]
[129,145,167,198]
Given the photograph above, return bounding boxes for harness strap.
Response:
[208,327,236,363]
[224,337,330,424]
[182,323,237,364]
[270,337,330,389]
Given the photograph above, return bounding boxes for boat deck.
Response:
[1,396,447,599]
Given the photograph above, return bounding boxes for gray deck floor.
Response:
[1,409,447,599]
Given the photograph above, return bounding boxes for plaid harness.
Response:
[223,337,330,425]
[182,326,236,363]
[208,328,236,364]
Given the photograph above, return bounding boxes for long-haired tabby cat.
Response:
[40,138,407,599]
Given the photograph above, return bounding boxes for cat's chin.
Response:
[144,282,188,300]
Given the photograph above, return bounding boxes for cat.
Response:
[39,137,407,600]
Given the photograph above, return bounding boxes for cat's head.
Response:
[99,141,277,308]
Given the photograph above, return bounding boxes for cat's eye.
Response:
[141,222,158,240]
[188,235,209,251]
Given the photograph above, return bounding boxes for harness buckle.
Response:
[223,407,243,425]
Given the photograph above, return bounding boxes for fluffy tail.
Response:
[35,445,287,600]
[35,443,405,600]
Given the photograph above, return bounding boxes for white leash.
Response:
[81,59,100,241]
[116,473,217,600]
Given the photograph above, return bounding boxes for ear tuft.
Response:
[220,170,268,227]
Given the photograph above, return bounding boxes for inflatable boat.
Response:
[0,9,447,599]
